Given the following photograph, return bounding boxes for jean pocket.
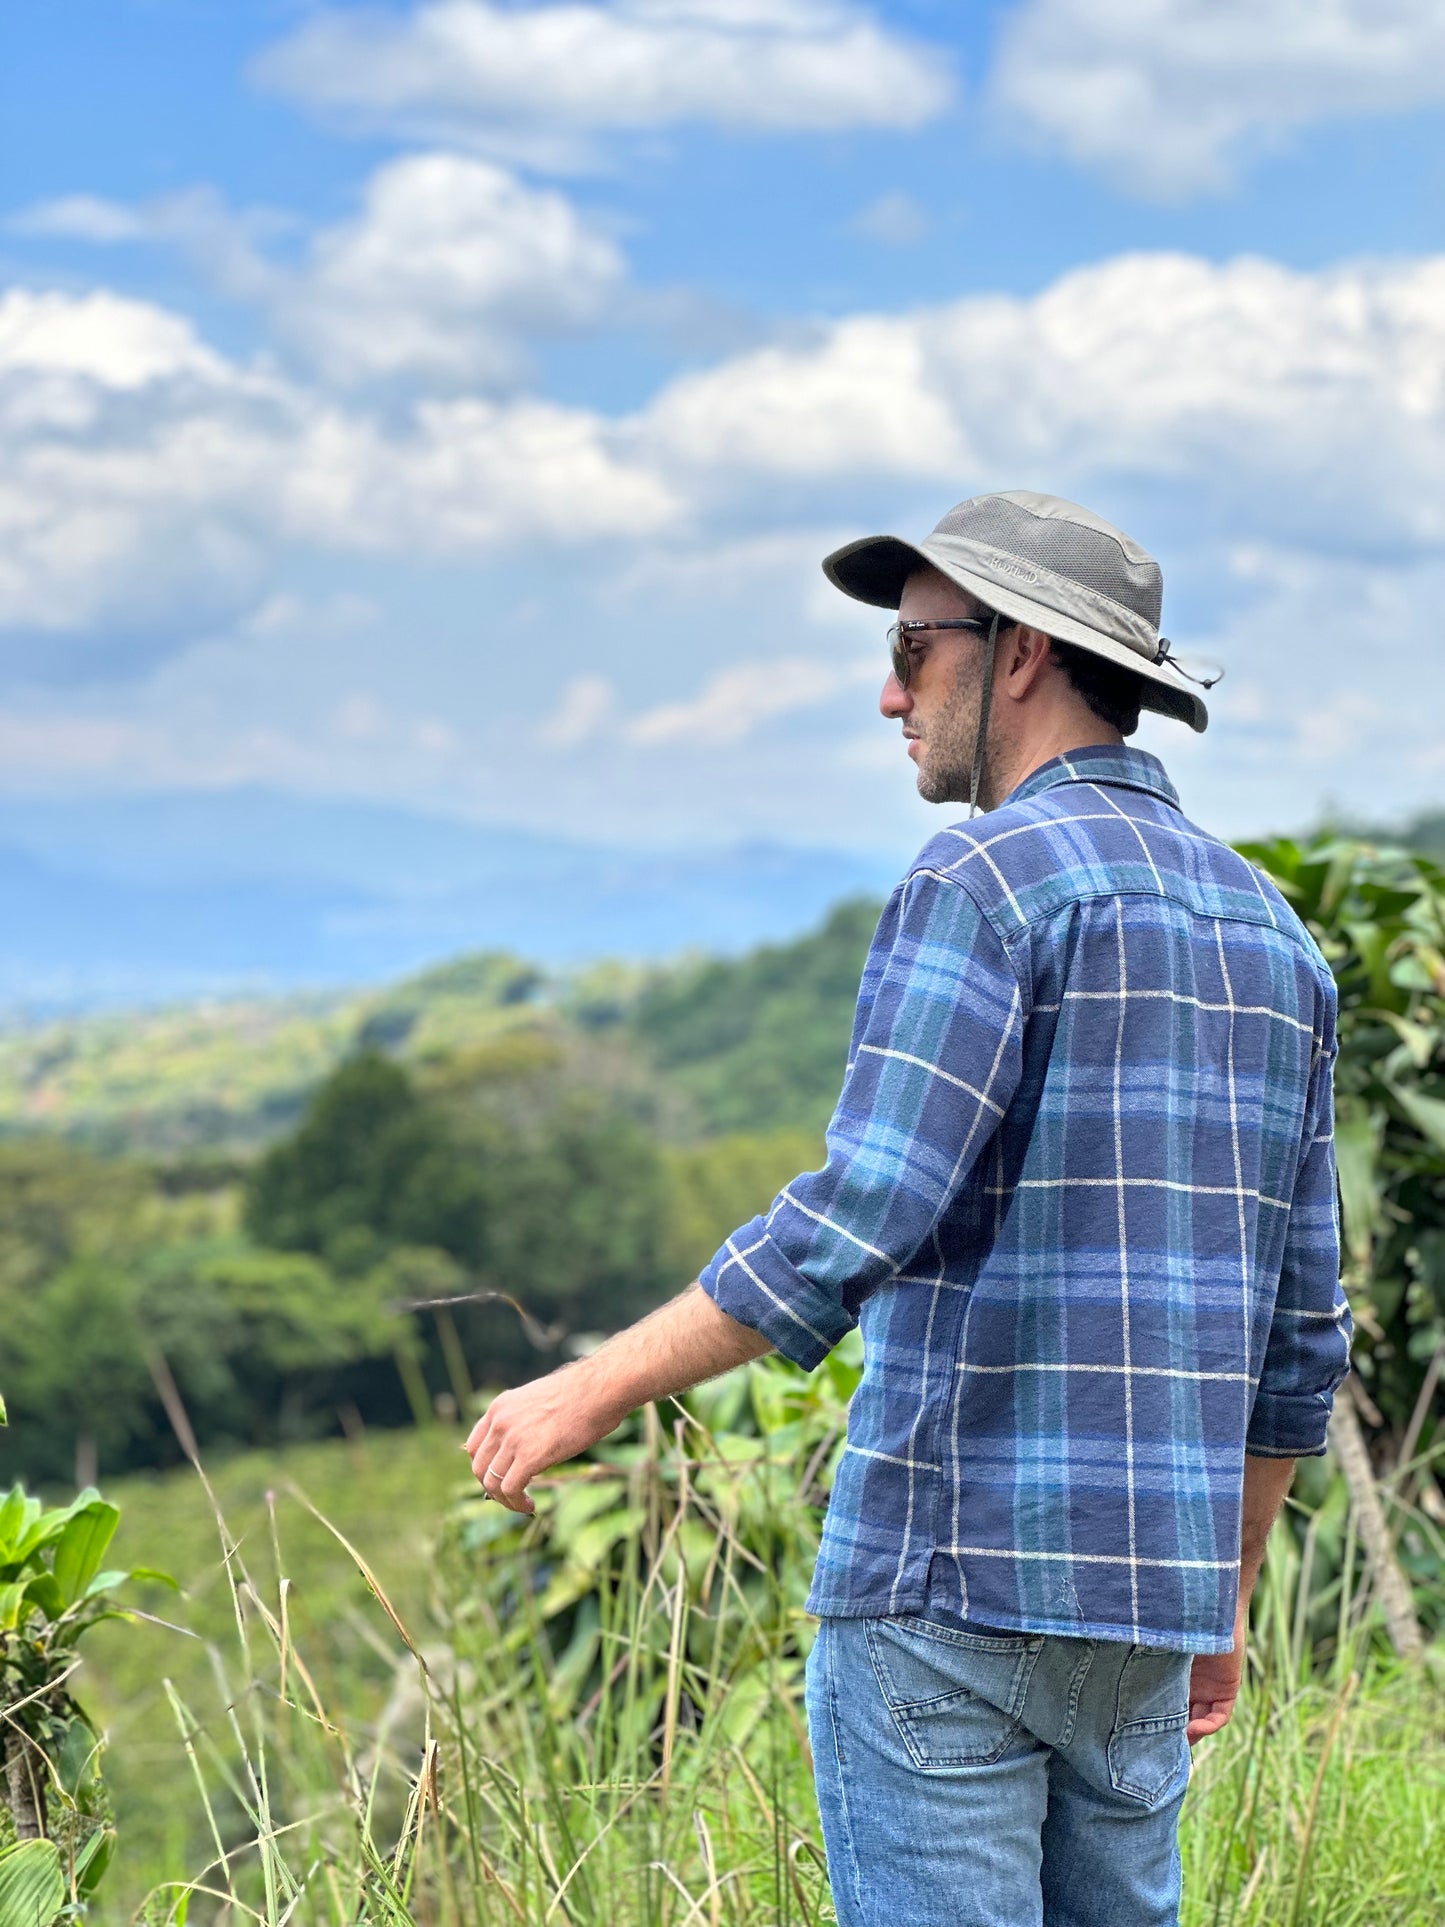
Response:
[1108,1647,1191,1807]
[863,1617,1030,1770]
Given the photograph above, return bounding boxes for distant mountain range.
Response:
[0,788,906,1012]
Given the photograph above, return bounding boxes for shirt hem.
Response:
[803,1591,1233,1656]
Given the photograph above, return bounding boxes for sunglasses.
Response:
[887,617,992,689]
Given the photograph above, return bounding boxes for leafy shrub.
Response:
[0,1452,174,1912]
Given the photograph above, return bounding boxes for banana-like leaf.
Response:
[0,1485,40,1568]
[11,1485,104,1568]
[21,1570,65,1619]
[57,1716,103,1798]
[1343,920,1407,1013]
[51,1498,119,1607]
[1333,1102,1381,1273]
[1388,1080,1445,1155]
[0,1838,66,1927]
[74,1823,117,1898]
[83,1564,178,1600]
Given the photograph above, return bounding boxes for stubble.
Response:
[914,647,997,809]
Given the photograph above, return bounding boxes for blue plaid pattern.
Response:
[700,745,1351,1654]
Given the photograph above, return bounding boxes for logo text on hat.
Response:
[986,553,1041,586]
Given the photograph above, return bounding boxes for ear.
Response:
[1000,624,1055,696]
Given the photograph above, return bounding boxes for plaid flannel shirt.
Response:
[700,745,1351,1654]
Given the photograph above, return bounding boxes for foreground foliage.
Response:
[0,1458,174,1913]
[48,1360,1443,1927]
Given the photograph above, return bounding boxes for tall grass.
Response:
[110,1392,1443,1927]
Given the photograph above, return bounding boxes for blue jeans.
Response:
[805,1615,1193,1927]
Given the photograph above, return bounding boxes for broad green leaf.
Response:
[11,1486,105,1568]
[0,1578,30,1630]
[1375,1012,1440,1075]
[51,1499,119,1606]
[1344,921,1407,1013]
[83,1564,178,1600]
[74,1824,116,1898]
[1352,884,1419,922]
[21,1570,65,1619]
[56,1716,102,1798]
[0,1483,28,1559]
[0,1837,65,1927]
[1320,844,1366,921]
[1388,1081,1445,1154]
[567,1504,648,1571]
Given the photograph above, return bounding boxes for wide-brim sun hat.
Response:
[823,489,1209,733]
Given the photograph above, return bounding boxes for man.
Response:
[465,491,1352,1926]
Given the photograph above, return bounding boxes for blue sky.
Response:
[4,0,1445,971]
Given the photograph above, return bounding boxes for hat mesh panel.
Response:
[933,499,1161,624]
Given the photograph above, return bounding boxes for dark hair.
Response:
[971,601,1144,736]
[1048,638,1143,736]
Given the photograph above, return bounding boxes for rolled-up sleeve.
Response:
[1246,1014,1353,1457]
[699,869,1025,1369]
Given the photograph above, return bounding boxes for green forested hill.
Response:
[0,902,882,1154]
[624,897,879,1133]
[0,904,877,1486]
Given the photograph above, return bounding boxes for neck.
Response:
[989,717,1124,809]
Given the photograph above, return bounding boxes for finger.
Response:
[464,1406,499,1457]
[470,1435,509,1487]
[497,1473,535,1516]
[496,1449,536,1515]
[1187,1709,1232,1746]
[474,1440,516,1497]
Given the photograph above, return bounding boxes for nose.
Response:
[880,670,911,720]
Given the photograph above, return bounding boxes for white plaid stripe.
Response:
[700,745,1351,1657]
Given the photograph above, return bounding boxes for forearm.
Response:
[1235,1452,1297,1622]
[573,1283,773,1423]
[464,1284,772,1512]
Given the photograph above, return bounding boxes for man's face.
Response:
[881,567,994,807]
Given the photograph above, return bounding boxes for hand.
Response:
[1187,1615,1246,1745]
[462,1362,624,1515]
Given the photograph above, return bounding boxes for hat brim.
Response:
[824,533,1207,734]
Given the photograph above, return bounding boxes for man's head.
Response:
[825,490,1208,814]
[882,565,1148,810]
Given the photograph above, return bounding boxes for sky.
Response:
[4,0,1445,985]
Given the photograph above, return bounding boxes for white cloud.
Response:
[254,0,952,164]
[640,311,967,479]
[10,196,148,244]
[280,153,625,384]
[15,157,626,389]
[991,0,1445,198]
[1139,544,1445,837]
[632,251,1445,553]
[626,655,873,745]
[543,673,618,747]
[11,247,1445,685]
[0,287,226,390]
[0,285,677,651]
[850,190,930,247]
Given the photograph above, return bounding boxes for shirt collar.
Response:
[1005,743,1181,811]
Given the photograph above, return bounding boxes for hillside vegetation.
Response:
[3,841,1445,1922]
[0,905,876,1489]
[0,900,876,1153]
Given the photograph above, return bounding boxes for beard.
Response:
[914,651,998,809]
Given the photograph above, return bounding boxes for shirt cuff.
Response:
[699,1214,856,1371]
[1245,1386,1337,1459]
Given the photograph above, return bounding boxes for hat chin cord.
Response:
[968,611,1001,819]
